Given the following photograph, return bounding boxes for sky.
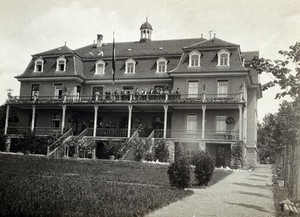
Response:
[0,0,299,122]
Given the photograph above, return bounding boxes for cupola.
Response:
[140,17,152,42]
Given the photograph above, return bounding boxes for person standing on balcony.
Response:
[134,87,140,101]
[114,88,119,101]
[121,89,125,101]
[175,88,181,100]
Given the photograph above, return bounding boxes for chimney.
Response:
[214,33,216,38]
[97,34,103,48]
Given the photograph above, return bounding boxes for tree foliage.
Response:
[257,100,298,162]
[250,42,300,99]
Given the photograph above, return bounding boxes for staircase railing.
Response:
[145,130,155,154]
[47,128,73,158]
[120,129,139,160]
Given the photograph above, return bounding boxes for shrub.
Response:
[193,151,215,186]
[231,143,244,169]
[167,158,191,189]
[0,134,7,151]
[154,140,169,162]
[144,152,154,161]
[174,142,184,161]
[10,133,52,155]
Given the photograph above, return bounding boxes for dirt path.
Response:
[146,164,275,217]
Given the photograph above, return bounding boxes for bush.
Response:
[174,142,184,162]
[103,140,125,159]
[10,133,53,155]
[192,151,215,186]
[130,138,145,161]
[144,152,154,161]
[231,143,244,169]
[154,140,169,162]
[0,134,7,151]
[167,158,191,189]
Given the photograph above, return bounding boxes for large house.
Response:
[4,19,262,166]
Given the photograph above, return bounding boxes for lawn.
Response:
[0,154,191,217]
[0,154,233,217]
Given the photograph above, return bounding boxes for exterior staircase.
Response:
[46,128,73,159]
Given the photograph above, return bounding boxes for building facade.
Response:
[4,20,262,166]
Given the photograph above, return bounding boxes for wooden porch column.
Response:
[93,105,98,137]
[127,105,133,138]
[31,105,36,132]
[61,105,66,135]
[202,105,206,139]
[4,105,10,135]
[238,104,243,140]
[163,105,168,139]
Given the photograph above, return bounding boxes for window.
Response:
[216,115,227,133]
[187,115,197,132]
[54,84,63,99]
[156,58,167,73]
[218,49,230,66]
[188,51,201,67]
[34,57,44,72]
[52,114,61,128]
[31,84,40,97]
[95,60,105,74]
[184,142,198,156]
[188,81,198,98]
[56,56,66,71]
[125,59,136,74]
[217,80,228,97]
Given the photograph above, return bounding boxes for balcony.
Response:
[154,129,239,141]
[6,127,61,138]
[6,92,243,105]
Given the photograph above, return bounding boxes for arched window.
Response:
[125,58,136,74]
[218,49,230,66]
[156,57,167,73]
[56,56,66,71]
[34,57,44,72]
[95,60,105,75]
[188,51,201,67]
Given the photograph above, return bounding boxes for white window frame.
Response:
[188,50,201,67]
[156,57,167,73]
[34,57,44,72]
[56,56,66,72]
[216,115,227,133]
[217,49,230,66]
[52,114,61,129]
[187,115,197,133]
[95,59,105,75]
[125,58,136,74]
[188,81,199,98]
[217,80,229,97]
[54,84,63,99]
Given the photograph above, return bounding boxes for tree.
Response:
[251,42,300,198]
[250,42,300,100]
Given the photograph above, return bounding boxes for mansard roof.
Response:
[184,38,238,50]
[75,38,206,59]
[32,45,75,56]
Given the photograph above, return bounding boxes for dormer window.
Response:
[125,58,136,74]
[34,57,44,72]
[188,51,201,67]
[218,49,230,66]
[156,57,167,73]
[56,56,66,71]
[95,60,105,75]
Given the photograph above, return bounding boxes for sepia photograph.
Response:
[0,0,299,216]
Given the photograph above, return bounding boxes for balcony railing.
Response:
[6,126,60,137]
[6,92,242,105]
[154,129,239,141]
